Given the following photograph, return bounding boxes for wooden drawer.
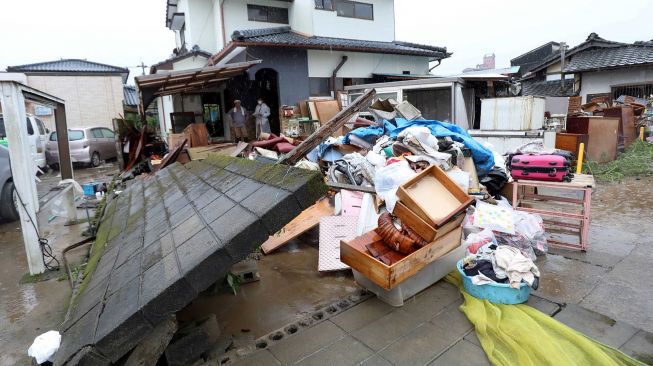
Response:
[340,226,462,290]
[393,201,465,242]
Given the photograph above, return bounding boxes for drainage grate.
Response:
[216,288,372,364]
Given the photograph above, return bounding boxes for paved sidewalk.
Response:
[224,280,652,366]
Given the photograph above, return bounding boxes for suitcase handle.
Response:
[549,161,557,166]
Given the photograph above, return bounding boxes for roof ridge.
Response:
[7,59,129,73]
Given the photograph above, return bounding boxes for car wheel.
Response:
[0,182,20,221]
[91,152,101,167]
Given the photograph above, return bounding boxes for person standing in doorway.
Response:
[254,97,271,139]
[228,100,249,142]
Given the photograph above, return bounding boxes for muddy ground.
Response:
[0,171,651,364]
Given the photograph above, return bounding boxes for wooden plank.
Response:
[157,138,187,171]
[327,182,376,194]
[261,198,333,254]
[278,89,376,165]
[308,101,318,121]
[393,201,464,242]
[396,165,473,228]
[341,226,462,290]
[314,100,341,123]
[229,141,249,157]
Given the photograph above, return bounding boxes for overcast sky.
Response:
[1,0,652,83]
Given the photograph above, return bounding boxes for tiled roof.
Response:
[7,59,129,74]
[150,47,211,73]
[521,79,577,97]
[55,156,327,365]
[230,26,451,58]
[563,45,653,72]
[123,86,138,107]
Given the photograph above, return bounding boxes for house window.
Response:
[611,83,653,101]
[335,0,373,20]
[247,5,289,24]
[314,0,334,10]
[309,78,331,96]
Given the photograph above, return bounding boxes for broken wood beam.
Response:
[277,88,376,165]
[261,198,333,254]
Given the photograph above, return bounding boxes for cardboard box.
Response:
[393,201,465,242]
[396,165,473,227]
[340,226,462,290]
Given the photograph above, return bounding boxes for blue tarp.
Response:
[345,118,495,176]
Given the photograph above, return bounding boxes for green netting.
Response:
[447,272,645,366]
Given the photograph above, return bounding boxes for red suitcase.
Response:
[509,154,572,182]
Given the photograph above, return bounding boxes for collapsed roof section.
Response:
[55,156,327,365]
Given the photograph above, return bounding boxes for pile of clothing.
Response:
[463,244,540,289]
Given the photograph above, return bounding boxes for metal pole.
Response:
[54,105,73,180]
[0,82,46,274]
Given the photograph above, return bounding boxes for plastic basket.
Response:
[456,260,531,304]
[82,183,96,196]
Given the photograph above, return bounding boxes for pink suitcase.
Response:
[510,154,571,182]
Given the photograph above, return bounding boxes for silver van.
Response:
[46,127,117,168]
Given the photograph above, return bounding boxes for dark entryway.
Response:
[254,68,280,134]
[201,93,224,137]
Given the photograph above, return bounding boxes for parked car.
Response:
[0,113,49,170]
[0,145,19,221]
[46,127,117,168]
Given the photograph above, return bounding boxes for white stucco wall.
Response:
[25,75,124,130]
[289,0,314,35]
[157,95,174,136]
[307,50,429,78]
[172,55,209,71]
[580,65,653,102]
[311,0,394,41]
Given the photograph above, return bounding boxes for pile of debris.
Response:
[50,88,557,366]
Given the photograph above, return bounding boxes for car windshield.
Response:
[50,130,84,141]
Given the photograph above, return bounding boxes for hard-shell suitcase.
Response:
[509,154,572,182]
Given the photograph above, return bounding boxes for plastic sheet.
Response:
[374,160,415,213]
[28,331,61,364]
[383,118,495,175]
[446,272,646,366]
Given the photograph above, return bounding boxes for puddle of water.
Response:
[178,235,359,338]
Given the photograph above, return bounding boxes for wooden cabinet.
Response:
[603,106,636,148]
[564,117,619,163]
[556,133,589,159]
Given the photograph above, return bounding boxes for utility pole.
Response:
[560,42,567,91]
[136,61,148,75]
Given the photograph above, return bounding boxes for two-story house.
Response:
[516,33,653,106]
[151,0,450,138]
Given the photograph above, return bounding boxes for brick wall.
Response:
[25,74,124,130]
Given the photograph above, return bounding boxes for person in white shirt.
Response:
[254,98,271,139]
[228,100,249,142]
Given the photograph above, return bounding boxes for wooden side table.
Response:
[510,174,595,251]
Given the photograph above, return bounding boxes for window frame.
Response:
[314,0,334,10]
[91,128,104,139]
[247,4,289,24]
[309,77,332,97]
[335,0,373,20]
[101,128,115,139]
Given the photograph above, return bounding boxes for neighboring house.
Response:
[462,53,495,73]
[511,41,561,77]
[123,85,139,115]
[6,59,129,130]
[154,0,450,137]
[516,33,653,104]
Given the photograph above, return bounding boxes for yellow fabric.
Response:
[446,272,645,366]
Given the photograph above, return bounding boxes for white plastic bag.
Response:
[374,160,415,213]
[464,228,497,254]
[447,169,470,193]
[28,331,61,364]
